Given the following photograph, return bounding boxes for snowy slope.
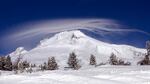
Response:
[9,47,28,62]
[1,66,150,84]
[9,30,146,67]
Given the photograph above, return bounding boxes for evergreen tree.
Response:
[146,41,150,55]
[4,55,12,71]
[139,41,150,65]
[31,64,36,68]
[40,62,47,70]
[22,60,30,69]
[0,57,5,70]
[89,54,96,65]
[140,55,150,65]
[47,57,58,70]
[109,53,118,65]
[118,59,125,65]
[67,52,81,70]
[39,64,44,71]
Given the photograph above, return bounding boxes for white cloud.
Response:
[7,18,149,42]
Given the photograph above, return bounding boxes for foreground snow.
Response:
[0,66,150,84]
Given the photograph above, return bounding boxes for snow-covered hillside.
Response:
[9,30,146,67]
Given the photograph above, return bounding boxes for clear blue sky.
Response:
[0,0,150,55]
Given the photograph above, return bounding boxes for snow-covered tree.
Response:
[26,66,33,73]
[67,52,81,70]
[139,41,150,65]
[0,56,5,70]
[4,55,12,71]
[109,53,130,65]
[118,59,125,65]
[109,53,118,65]
[22,60,30,69]
[140,54,150,65]
[13,55,22,70]
[40,62,47,71]
[89,54,96,65]
[47,57,58,70]
[16,60,30,73]
[31,64,36,68]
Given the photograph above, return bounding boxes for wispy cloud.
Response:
[7,18,150,41]
[1,18,149,52]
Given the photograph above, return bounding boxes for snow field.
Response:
[0,66,150,84]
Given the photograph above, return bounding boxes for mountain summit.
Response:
[9,30,146,68]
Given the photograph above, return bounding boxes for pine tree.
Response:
[141,55,150,65]
[39,64,44,71]
[22,60,30,69]
[40,62,47,70]
[67,52,81,70]
[118,59,125,65]
[47,57,58,70]
[139,54,150,65]
[109,53,118,65]
[139,41,150,65]
[4,55,12,71]
[89,54,96,65]
[0,57,5,70]
[31,64,36,68]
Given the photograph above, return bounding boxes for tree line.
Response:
[0,41,150,72]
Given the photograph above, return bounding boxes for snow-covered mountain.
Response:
[9,30,146,67]
[9,47,28,62]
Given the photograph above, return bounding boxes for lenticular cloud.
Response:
[8,18,149,41]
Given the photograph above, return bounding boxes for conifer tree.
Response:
[47,57,58,70]
[139,41,150,65]
[109,53,118,65]
[89,54,96,65]
[146,41,150,55]
[4,55,12,71]
[0,57,5,70]
[67,52,81,70]
[42,62,47,70]
[22,60,30,69]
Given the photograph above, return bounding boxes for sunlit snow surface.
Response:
[1,66,150,84]
[9,30,146,66]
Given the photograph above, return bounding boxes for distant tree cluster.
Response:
[109,53,131,65]
[40,57,58,71]
[0,55,35,74]
[0,55,12,71]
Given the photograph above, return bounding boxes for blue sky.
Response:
[0,0,150,55]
